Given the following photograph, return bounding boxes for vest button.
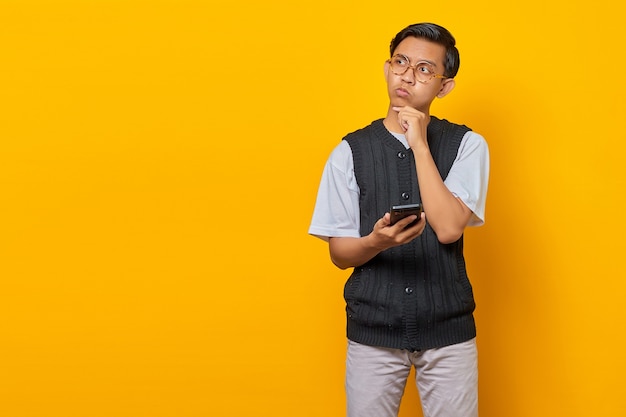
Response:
[397,151,406,159]
[405,287,414,295]
[401,192,410,200]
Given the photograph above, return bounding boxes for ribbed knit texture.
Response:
[343,118,476,351]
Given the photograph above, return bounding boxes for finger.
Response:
[395,214,419,229]
[397,113,409,131]
[402,217,425,237]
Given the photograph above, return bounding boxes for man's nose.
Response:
[401,67,415,84]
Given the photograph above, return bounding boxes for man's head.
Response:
[389,23,460,79]
[383,23,460,124]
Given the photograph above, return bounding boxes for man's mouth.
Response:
[396,88,410,97]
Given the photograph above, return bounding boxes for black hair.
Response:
[389,23,460,78]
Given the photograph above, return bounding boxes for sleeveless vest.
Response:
[343,117,476,351]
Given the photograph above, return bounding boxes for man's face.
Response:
[384,36,454,112]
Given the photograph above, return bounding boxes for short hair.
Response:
[389,23,460,78]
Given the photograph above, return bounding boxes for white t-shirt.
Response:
[309,126,490,241]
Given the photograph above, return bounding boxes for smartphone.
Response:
[390,203,423,226]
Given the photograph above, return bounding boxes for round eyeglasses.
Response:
[388,54,447,84]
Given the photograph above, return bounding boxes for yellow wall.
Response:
[1,1,624,416]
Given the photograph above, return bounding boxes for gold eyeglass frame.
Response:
[388,54,447,84]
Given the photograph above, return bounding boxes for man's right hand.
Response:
[369,211,426,251]
[328,212,426,270]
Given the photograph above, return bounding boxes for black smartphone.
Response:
[389,203,423,226]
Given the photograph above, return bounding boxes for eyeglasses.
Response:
[387,54,447,84]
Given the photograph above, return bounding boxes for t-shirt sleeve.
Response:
[443,131,490,226]
[308,141,361,241]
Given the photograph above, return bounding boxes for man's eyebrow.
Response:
[415,58,439,67]
[395,53,439,67]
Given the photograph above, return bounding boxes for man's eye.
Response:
[394,56,408,66]
[417,64,433,74]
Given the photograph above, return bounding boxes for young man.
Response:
[309,23,490,417]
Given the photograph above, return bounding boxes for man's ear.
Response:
[383,60,390,78]
[437,78,456,98]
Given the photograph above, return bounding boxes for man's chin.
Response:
[389,96,409,107]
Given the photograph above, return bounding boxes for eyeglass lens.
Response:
[390,55,437,82]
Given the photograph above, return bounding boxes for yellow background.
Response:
[1,1,625,416]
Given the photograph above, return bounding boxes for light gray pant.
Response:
[346,339,478,417]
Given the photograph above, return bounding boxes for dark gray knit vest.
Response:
[343,117,476,351]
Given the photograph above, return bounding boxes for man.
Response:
[309,23,490,417]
